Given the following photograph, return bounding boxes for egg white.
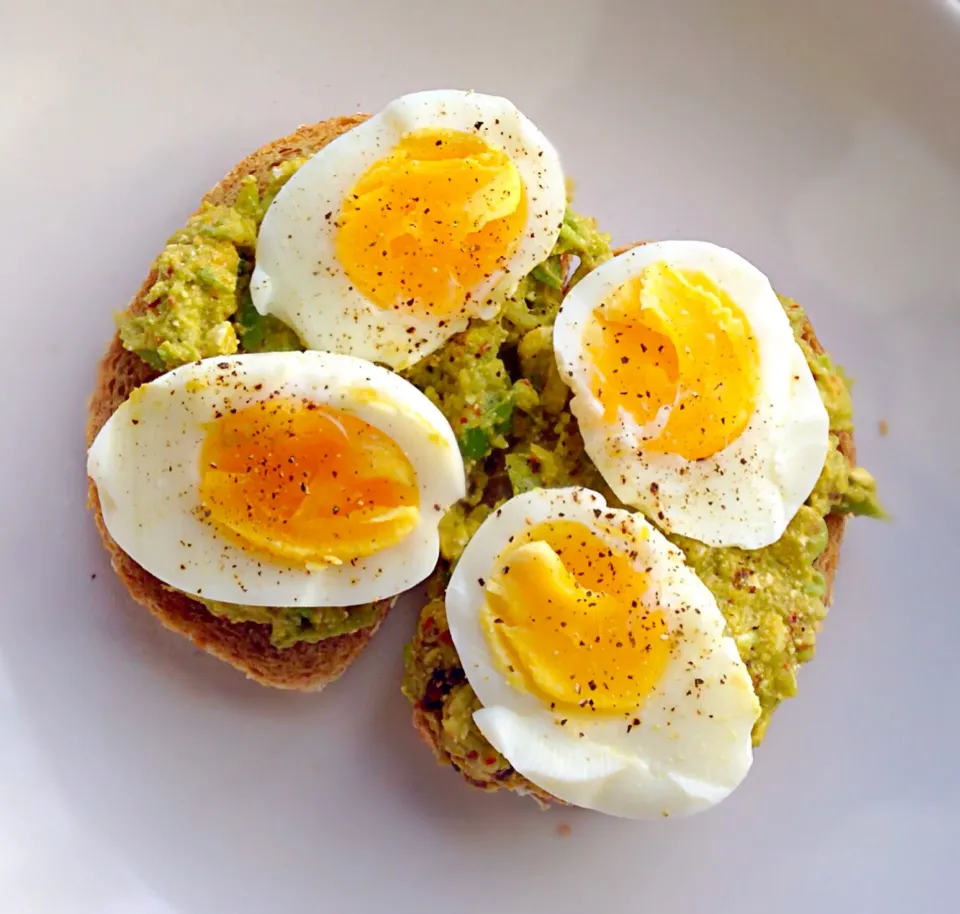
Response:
[553,242,830,549]
[251,89,567,370]
[87,352,465,607]
[446,486,760,819]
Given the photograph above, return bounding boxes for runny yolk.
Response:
[584,264,760,460]
[199,399,419,566]
[481,520,670,715]
[335,127,527,317]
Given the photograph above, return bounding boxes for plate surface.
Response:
[2,1,958,911]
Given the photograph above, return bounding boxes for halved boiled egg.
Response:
[251,90,566,370]
[87,352,465,606]
[446,486,760,819]
[553,242,829,548]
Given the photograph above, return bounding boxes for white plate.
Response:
[2,1,957,911]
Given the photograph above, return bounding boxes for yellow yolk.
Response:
[335,127,527,317]
[199,399,419,566]
[584,264,760,460]
[481,520,670,715]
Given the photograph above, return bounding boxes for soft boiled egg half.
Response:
[87,352,465,607]
[251,90,567,370]
[446,486,760,819]
[553,242,830,549]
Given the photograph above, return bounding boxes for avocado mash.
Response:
[117,162,306,372]
[116,149,879,711]
[400,216,881,788]
[200,598,381,649]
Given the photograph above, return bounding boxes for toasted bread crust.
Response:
[86,115,398,691]
[408,243,855,803]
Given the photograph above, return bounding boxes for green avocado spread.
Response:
[399,217,881,789]
[116,147,880,752]
[117,161,305,371]
[200,599,381,649]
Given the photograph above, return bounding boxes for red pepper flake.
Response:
[556,823,572,837]
[483,757,497,767]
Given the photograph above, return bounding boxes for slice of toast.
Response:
[86,115,397,691]
[409,248,856,805]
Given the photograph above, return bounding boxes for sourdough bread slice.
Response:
[408,245,855,804]
[86,115,397,691]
